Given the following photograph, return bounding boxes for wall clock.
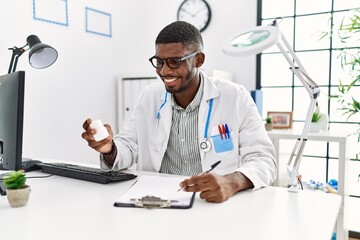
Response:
[177,0,212,32]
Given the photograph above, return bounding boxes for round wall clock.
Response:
[177,0,212,32]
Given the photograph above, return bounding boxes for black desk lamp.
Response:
[0,35,58,196]
[8,35,58,73]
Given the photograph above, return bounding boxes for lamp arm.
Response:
[7,46,27,74]
[275,29,321,192]
[286,98,318,192]
[276,33,320,98]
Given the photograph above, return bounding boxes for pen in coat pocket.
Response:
[224,124,230,138]
[177,160,221,192]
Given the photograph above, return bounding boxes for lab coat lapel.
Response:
[198,73,219,161]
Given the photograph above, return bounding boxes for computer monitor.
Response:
[0,71,25,171]
[0,71,43,194]
[0,71,41,173]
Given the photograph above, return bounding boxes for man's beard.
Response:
[165,71,196,94]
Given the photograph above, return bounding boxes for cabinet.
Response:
[117,76,158,131]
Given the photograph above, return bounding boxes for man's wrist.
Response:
[102,140,117,167]
[229,171,254,192]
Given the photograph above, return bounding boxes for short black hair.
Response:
[155,21,203,51]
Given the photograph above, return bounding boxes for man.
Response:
[82,21,276,203]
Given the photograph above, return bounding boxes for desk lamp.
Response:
[222,17,320,192]
[8,35,58,73]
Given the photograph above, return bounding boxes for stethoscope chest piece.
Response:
[200,140,211,152]
[199,98,214,153]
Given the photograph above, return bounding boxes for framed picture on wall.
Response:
[267,111,293,129]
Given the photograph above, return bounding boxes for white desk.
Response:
[268,130,350,240]
[0,167,341,240]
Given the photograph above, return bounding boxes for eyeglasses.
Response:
[149,51,198,69]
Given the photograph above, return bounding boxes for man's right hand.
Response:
[81,118,113,154]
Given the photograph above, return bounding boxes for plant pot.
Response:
[6,185,31,208]
[310,113,328,133]
[265,123,273,131]
[309,122,322,133]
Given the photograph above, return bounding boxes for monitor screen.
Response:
[0,71,25,171]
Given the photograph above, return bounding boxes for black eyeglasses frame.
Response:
[148,51,198,69]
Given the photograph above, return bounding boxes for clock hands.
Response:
[193,9,205,16]
[180,8,206,18]
[180,8,196,17]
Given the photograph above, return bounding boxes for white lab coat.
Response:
[101,72,277,189]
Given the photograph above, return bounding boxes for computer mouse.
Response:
[22,159,43,172]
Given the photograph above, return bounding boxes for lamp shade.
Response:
[222,26,280,56]
[26,35,58,69]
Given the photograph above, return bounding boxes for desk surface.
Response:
[0,167,341,240]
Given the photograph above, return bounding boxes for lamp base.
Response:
[288,185,300,193]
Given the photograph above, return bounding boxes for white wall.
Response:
[0,0,256,164]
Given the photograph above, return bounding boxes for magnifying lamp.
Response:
[8,35,58,73]
[223,18,321,192]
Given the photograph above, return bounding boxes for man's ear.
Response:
[195,52,205,68]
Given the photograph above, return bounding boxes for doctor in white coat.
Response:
[82,21,276,203]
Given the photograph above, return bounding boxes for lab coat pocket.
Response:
[211,134,234,153]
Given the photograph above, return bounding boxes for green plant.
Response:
[265,116,272,124]
[319,9,360,158]
[331,8,360,120]
[3,170,27,189]
[328,9,360,159]
[311,111,322,123]
[331,10,360,118]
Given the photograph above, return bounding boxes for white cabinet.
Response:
[117,76,158,131]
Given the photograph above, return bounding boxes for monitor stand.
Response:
[0,182,6,196]
[0,158,42,172]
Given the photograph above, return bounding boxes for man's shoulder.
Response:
[136,81,164,104]
[208,75,247,93]
[142,81,164,94]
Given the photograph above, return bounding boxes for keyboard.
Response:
[39,162,137,184]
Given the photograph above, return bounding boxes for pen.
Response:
[177,160,221,192]
[218,125,223,139]
[224,124,230,138]
[221,124,227,139]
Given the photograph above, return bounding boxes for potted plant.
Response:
[3,170,31,208]
[265,116,273,131]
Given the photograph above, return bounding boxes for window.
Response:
[258,2,360,233]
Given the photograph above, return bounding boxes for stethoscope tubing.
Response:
[153,91,213,152]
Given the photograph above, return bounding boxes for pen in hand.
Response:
[177,160,221,192]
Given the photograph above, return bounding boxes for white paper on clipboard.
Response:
[114,175,194,208]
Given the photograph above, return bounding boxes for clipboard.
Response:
[114,175,195,209]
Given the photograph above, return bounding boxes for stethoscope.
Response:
[153,91,169,151]
[152,91,213,152]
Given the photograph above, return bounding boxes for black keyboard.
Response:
[39,162,137,184]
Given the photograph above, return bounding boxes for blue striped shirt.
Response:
[159,78,204,176]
